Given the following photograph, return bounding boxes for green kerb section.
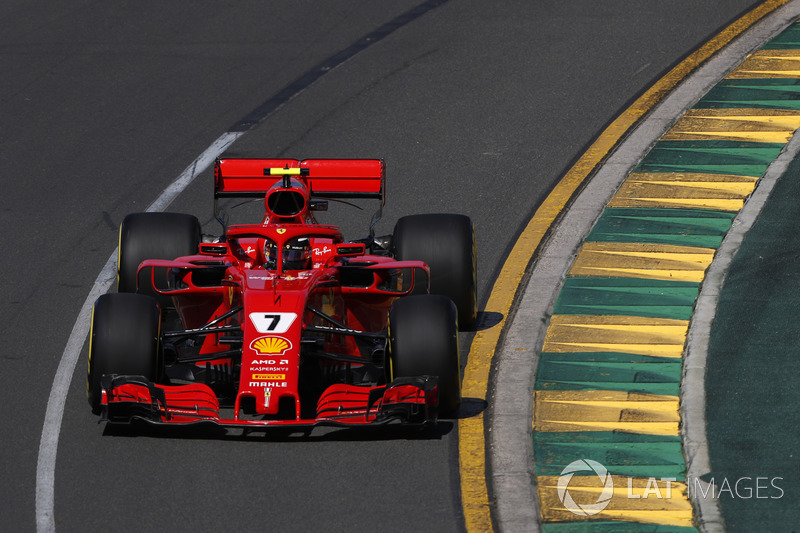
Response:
[587,208,736,248]
[698,79,800,110]
[536,351,681,396]
[537,358,682,390]
[532,20,800,532]
[553,278,698,320]
[535,432,684,479]
[635,140,784,176]
[760,22,800,48]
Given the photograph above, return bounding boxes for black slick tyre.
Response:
[388,294,461,416]
[87,293,162,414]
[393,213,477,329]
[117,212,201,307]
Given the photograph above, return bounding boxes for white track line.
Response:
[35,132,243,533]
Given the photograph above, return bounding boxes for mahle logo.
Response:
[557,459,614,516]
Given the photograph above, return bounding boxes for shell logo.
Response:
[250,336,292,356]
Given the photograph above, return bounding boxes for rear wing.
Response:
[214,158,385,203]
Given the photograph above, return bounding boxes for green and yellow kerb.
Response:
[533,18,800,533]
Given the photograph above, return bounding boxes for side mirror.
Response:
[336,243,366,257]
[199,243,229,255]
[310,199,328,211]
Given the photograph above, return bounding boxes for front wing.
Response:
[99,375,438,429]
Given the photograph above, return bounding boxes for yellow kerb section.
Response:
[609,172,760,212]
[662,108,800,143]
[538,474,693,527]
[728,48,800,78]
[569,242,716,282]
[542,315,689,358]
[534,390,680,435]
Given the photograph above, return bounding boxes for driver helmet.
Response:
[283,238,311,270]
[262,239,278,270]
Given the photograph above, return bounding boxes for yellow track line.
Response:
[457,1,790,530]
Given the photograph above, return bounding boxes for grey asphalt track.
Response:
[0,1,762,531]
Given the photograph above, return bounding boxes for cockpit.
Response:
[262,237,311,271]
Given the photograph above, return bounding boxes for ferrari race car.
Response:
[87,158,477,431]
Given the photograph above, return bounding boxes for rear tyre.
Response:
[388,295,461,416]
[117,212,201,308]
[393,213,477,329]
[87,293,162,414]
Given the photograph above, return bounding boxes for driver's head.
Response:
[283,238,311,270]
[262,239,278,270]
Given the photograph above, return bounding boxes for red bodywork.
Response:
[100,159,439,430]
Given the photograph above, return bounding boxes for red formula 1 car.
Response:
[87,158,476,432]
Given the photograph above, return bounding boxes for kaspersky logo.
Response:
[557,459,614,516]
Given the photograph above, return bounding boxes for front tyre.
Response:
[393,213,477,329]
[388,295,461,416]
[117,212,201,307]
[87,293,162,414]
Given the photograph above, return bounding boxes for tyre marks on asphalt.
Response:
[532,19,800,532]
